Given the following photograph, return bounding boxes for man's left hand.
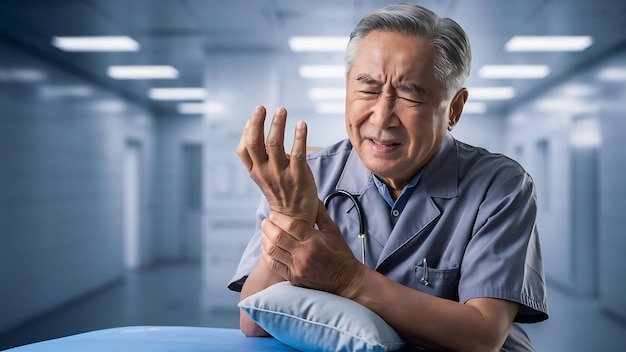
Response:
[259,200,365,297]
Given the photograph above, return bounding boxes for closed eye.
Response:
[400,96,423,104]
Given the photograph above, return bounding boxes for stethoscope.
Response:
[323,190,367,266]
[322,189,431,286]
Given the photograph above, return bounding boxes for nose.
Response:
[369,94,399,129]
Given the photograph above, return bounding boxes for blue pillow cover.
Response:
[238,281,405,352]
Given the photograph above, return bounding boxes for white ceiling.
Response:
[0,0,625,122]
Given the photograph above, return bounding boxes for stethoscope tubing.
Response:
[323,190,366,265]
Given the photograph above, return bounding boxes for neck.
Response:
[389,188,403,202]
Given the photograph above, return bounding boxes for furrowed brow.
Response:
[397,82,426,96]
[355,73,378,85]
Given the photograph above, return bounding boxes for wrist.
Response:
[337,260,366,301]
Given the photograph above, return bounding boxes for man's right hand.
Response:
[236,105,319,226]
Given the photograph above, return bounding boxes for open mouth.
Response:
[371,139,401,147]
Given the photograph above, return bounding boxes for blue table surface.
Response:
[3,326,299,352]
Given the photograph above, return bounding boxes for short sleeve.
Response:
[459,171,548,323]
[227,199,270,292]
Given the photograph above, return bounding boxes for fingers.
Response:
[289,120,308,171]
[290,120,307,158]
[315,200,341,233]
[266,108,288,168]
[236,119,253,171]
[266,212,309,241]
[244,105,269,167]
[261,216,299,279]
[237,106,295,172]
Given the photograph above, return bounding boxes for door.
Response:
[124,140,141,270]
[180,143,204,261]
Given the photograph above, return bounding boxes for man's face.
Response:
[345,30,462,189]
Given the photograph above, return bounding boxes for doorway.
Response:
[180,143,204,261]
[124,140,142,270]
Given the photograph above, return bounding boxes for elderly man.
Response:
[229,3,548,351]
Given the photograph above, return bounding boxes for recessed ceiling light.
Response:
[107,65,178,79]
[571,118,601,148]
[0,68,45,82]
[299,65,345,79]
[535,98,599,114]
[597,67,626,81]
[177,101,224,114]
[558,83,597,97]
[478,65,550,79]
[37,85,94,100]
[52,36,140,52]
[468,87,516,100]
[315,102,345,114]
[308,87,345,100]
[148,88,208,101]
[288,36,349,52]
[505,36,593,52]
[462,102,488,114]
[92,100,126,114]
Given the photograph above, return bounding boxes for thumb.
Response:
[315,199,339,232]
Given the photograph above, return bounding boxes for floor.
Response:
[1,262,625,351]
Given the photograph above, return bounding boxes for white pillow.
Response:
[238,281,405,352]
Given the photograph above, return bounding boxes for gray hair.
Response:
[345,3,471,99]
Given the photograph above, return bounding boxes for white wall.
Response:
[0,43,156,332]
[598,76,626,320]
[504,51,626,319]
[151,115,206,260]
[451,112,506,154]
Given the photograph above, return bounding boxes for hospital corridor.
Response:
[1,1,626,351]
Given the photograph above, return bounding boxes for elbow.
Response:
[460,331,508,352]
[464,341,503,352]
[240,312,270,337]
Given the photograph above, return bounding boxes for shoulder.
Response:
[306,139,353,172]
[454,138,528,181]
[305,139,361,195]
[453,138,535,201]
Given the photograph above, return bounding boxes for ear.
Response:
[447,88,468,131]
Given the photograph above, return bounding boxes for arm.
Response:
[350,267,519,351]
[235,106,320,335]
[261,207,519,351]
[239,259,283,336]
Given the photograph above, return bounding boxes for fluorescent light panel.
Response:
[148,88,207,101]
[38,85,93,100]
[289,36,349,52]
[0,68,45,82]
[597,67,626,81]
[52,36,140,52]
[478,65,550,79]
[468,87,515,100]
[299,65,345,79]
[534,98,599,114]
[315,102,345,114]
[178,101,224,114]
[108,65,178,79]
[308,87,345,100]
[505,36,592,52]
[463,102,488,114]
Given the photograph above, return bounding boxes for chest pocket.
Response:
[412,257,460,301]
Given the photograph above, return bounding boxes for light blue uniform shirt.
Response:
[372,173,420,228]
[229,133,548,351]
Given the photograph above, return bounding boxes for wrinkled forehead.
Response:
[349,31,440,87]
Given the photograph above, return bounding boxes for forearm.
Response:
[239,259,285,336]
[348,267,516,352]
